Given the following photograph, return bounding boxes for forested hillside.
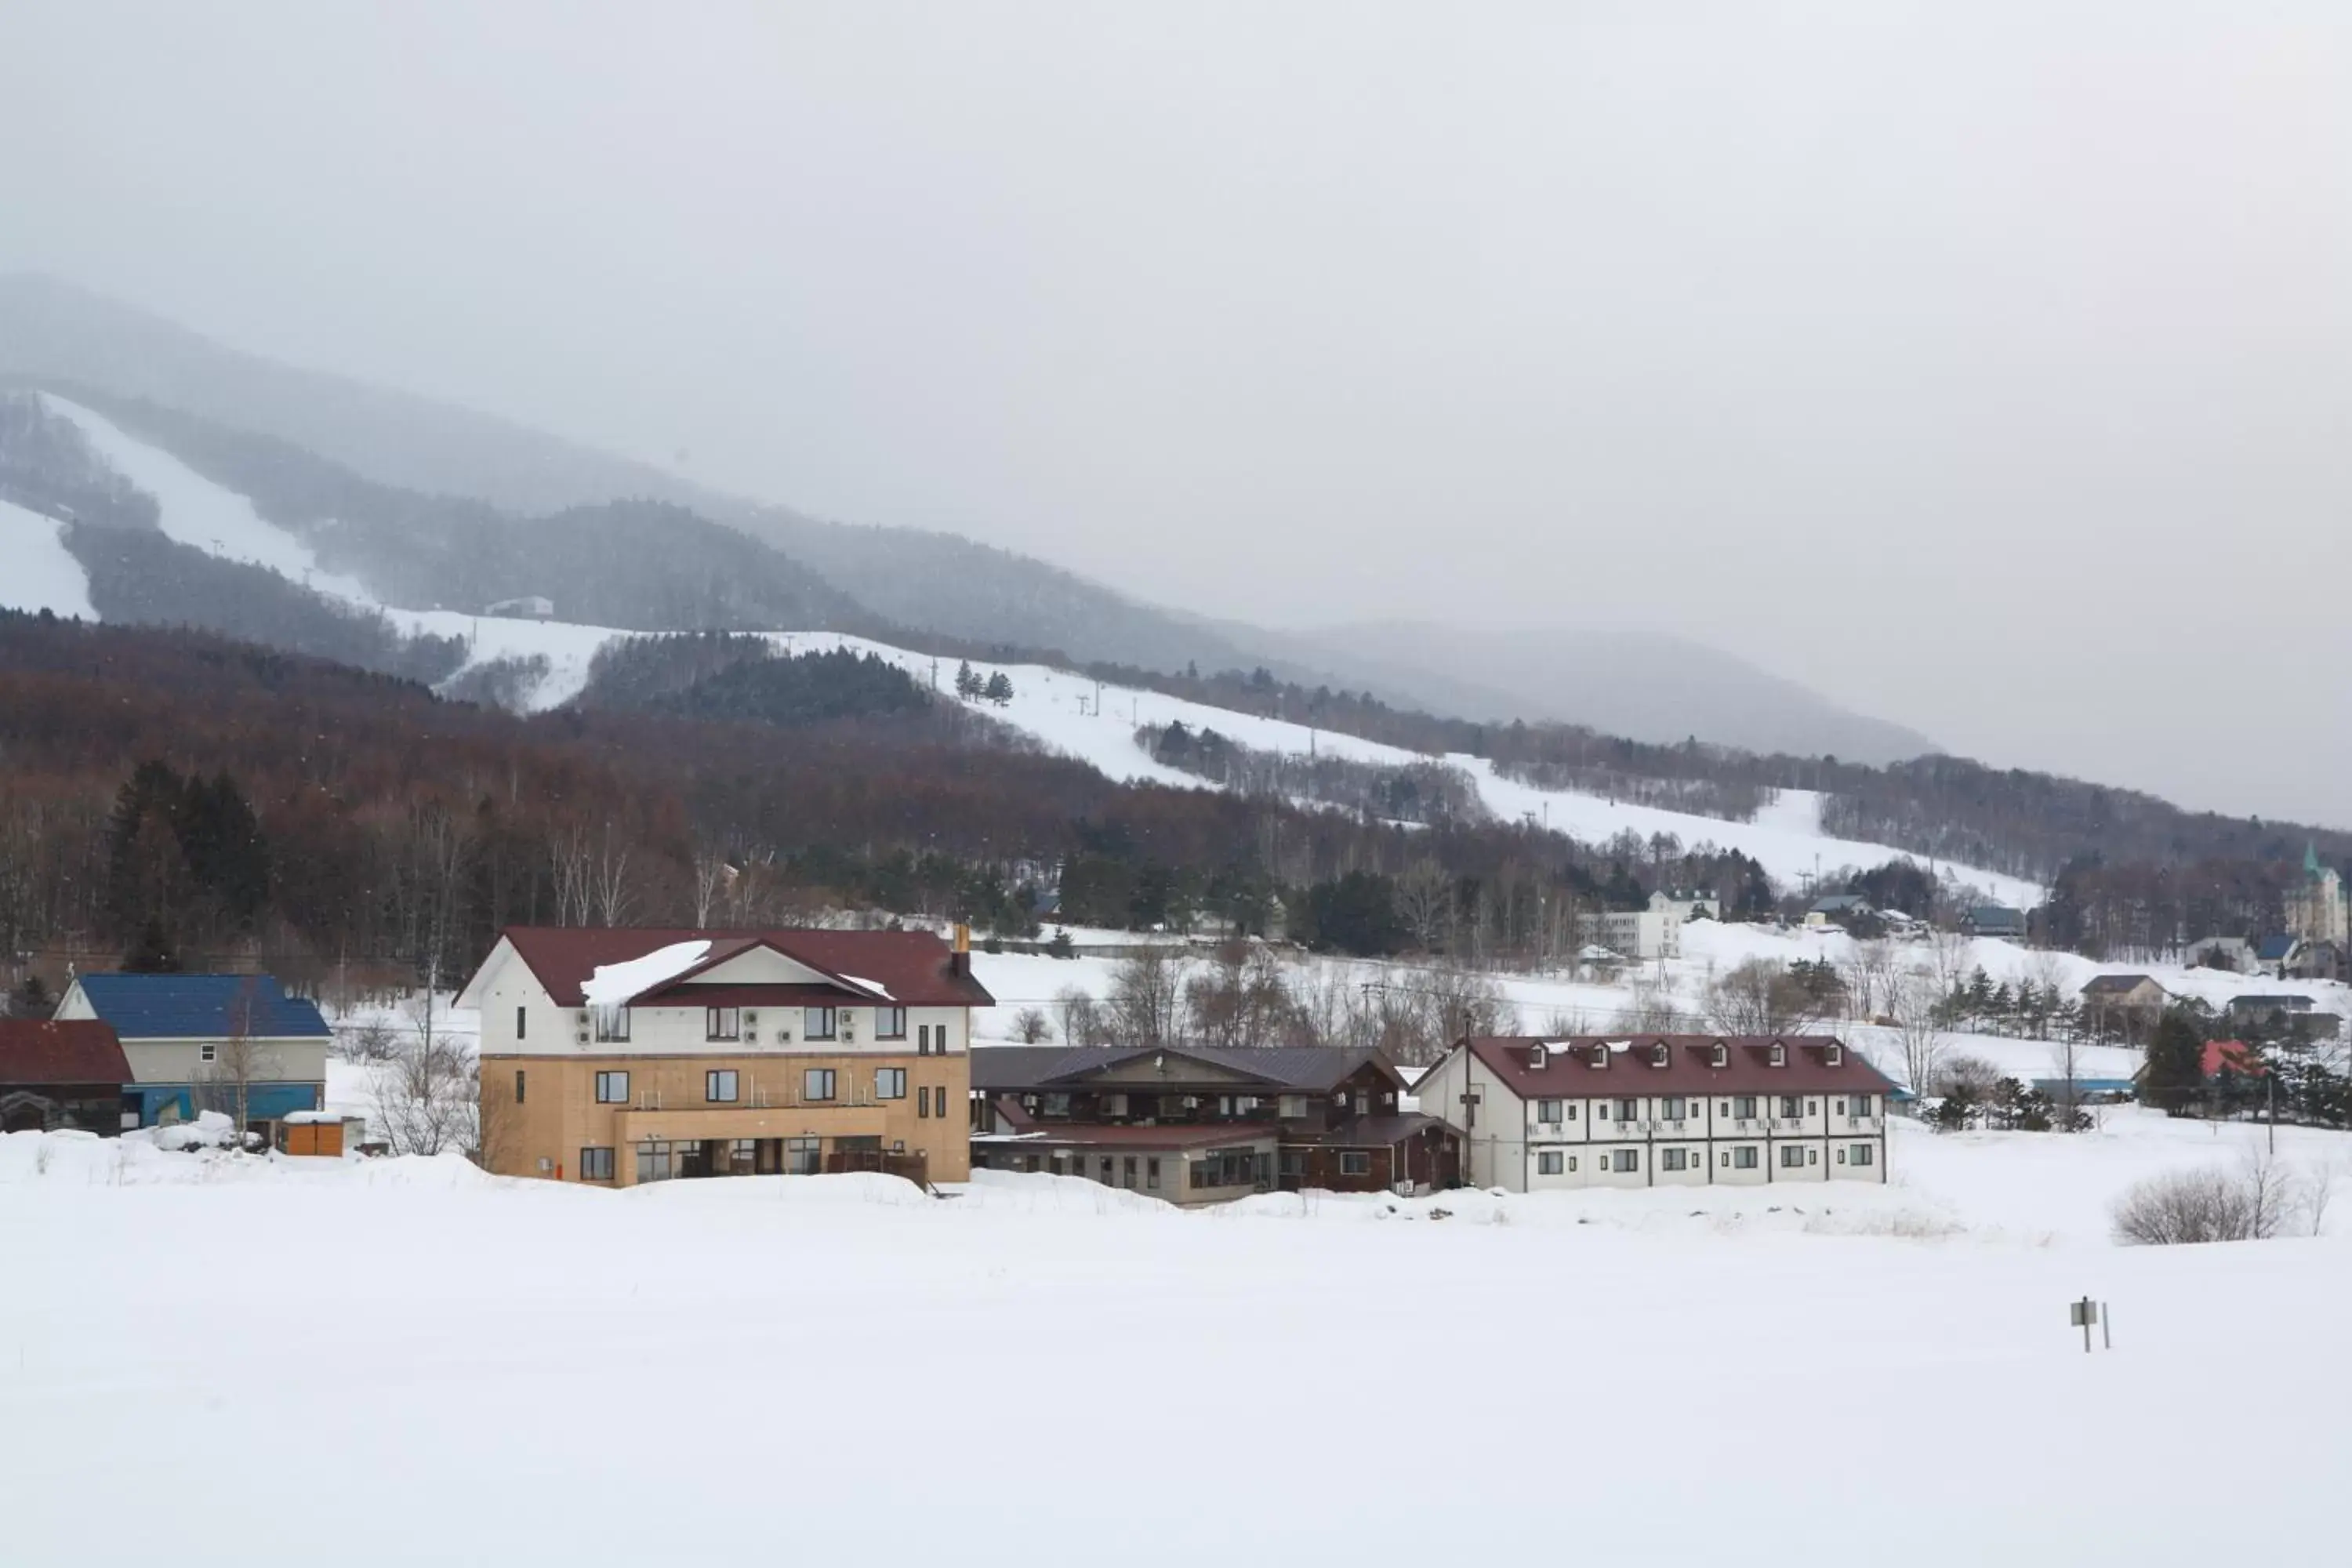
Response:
[0,612,1802,985]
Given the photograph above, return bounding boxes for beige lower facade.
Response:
[481,1049,971,1187]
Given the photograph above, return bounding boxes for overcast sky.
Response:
[3,2,2348,825]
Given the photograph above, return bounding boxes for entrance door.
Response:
[755,1138,782,1175]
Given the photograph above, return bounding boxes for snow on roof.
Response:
[838,974,895,1001]
[583,941,713,1010]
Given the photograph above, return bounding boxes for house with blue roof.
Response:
[53,973,332,1130]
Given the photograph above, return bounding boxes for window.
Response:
[804,1068,837,1102]
[1780,1145,1806,1168]
[1613,1098,1639,1123]
[593,1007,630,1042]
[1661,1147,1689,1171]
[875,1067,907,1100]
[916,1086,930,1118]
[201,1043,217,1063]
[1732,1095,1758,1120]
[1852,1094,1874,1117]
[1099,1156,1116,1184]
[1537,1098,1563,1123]
[1836,1147,1846,1163]
[634,1141,673,1181]
[1780,1095,1802,1119]
[1658,1096,1686,1120]
[786,1136,822,1175]
[579,1147,615,1180]
[730,1140,757,1175]
[515,1005,526,1041]
[804,1007,837,1040]
[1537,1151,1564,1175]
[1851,1143,1875,1167]
[1565,1104,1578,1120]
[705,1007,740,1041]
[1340,1152,1372,1177]
[1610,1149,1638,1173]
[594,1070,630,1104]
[1147,1158,1161,1190]
[1122,1156,1138,1188]
[1567,1156,1578,1172]
[1733,1146,1759,1169]
[514,1069,526,1105]
[877,1007,907,1040]
[706,1069,739,1103]
[1040,1092,1071,1118]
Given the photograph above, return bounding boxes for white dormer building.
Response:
[1414,1034,1893,1191]
[458,924,993,1187]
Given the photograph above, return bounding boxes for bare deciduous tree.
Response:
[1107,949,1189,1046]
[1888,967,1947,1098]
[1707,959,1826,1036]
[1009,1007,1053,1044]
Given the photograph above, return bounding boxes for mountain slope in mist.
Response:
[1282,622,1936,765]
[0,273,1931,762]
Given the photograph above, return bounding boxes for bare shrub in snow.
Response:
[2111,1154,2294,1245]
[1610,980,1682,1033]
[370,1035,477,1156]
[1010,1007,1053,1044]
[336,1018,398,1062]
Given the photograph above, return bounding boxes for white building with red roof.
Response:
[1414,1035,1893,1192]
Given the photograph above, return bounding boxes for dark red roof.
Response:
[977,1122,1277,1151]
[2201,1040,2266,1077]
[1457,1035,1896,1099]
[491,927,994,1008]
[0,1019,132,1085]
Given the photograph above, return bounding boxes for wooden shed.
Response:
[279,1110,355,1156]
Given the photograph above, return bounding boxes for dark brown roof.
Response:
[0,1020,132,1085]
[1282,1112,1457,1149]
[491,927,994,1008]
[1455,1035,1895,1100]
[968,1044,1397,1094]
[975,1122,1276,1151]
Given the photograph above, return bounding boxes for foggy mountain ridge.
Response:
[0,271,1929,763]
[1283,621,1938,765]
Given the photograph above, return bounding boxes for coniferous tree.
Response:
[954,660,982,699]
[983,670,1014,706]
[2143,1012,2206,1116]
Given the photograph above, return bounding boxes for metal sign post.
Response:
[2070,1297,2099,1353]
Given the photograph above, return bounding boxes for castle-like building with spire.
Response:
[2285,843,2347,947]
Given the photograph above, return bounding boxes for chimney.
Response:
[950,922,971,977]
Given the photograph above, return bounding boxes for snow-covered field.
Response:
[2,1109,2347,1567]
[16,395,2044,901]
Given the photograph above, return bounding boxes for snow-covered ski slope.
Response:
[23,398,2040,902]
[37,394,376,601]
[422,615,2044,902]
[0,499,95,619]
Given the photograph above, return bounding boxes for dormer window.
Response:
[1650,1043,1669,1068]
[1825,1042,1843,1066]
[1591,1045,1609,1069]
[1710,1042,1729,1069]
[1528,1043,1548,1070]
[1769,1041,1787,1067]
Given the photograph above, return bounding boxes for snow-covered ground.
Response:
[2,1110,2348,1566]
[0,497,95,618]
[18,397,2044,901]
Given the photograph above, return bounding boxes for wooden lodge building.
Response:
[968,1044,1461,1206]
